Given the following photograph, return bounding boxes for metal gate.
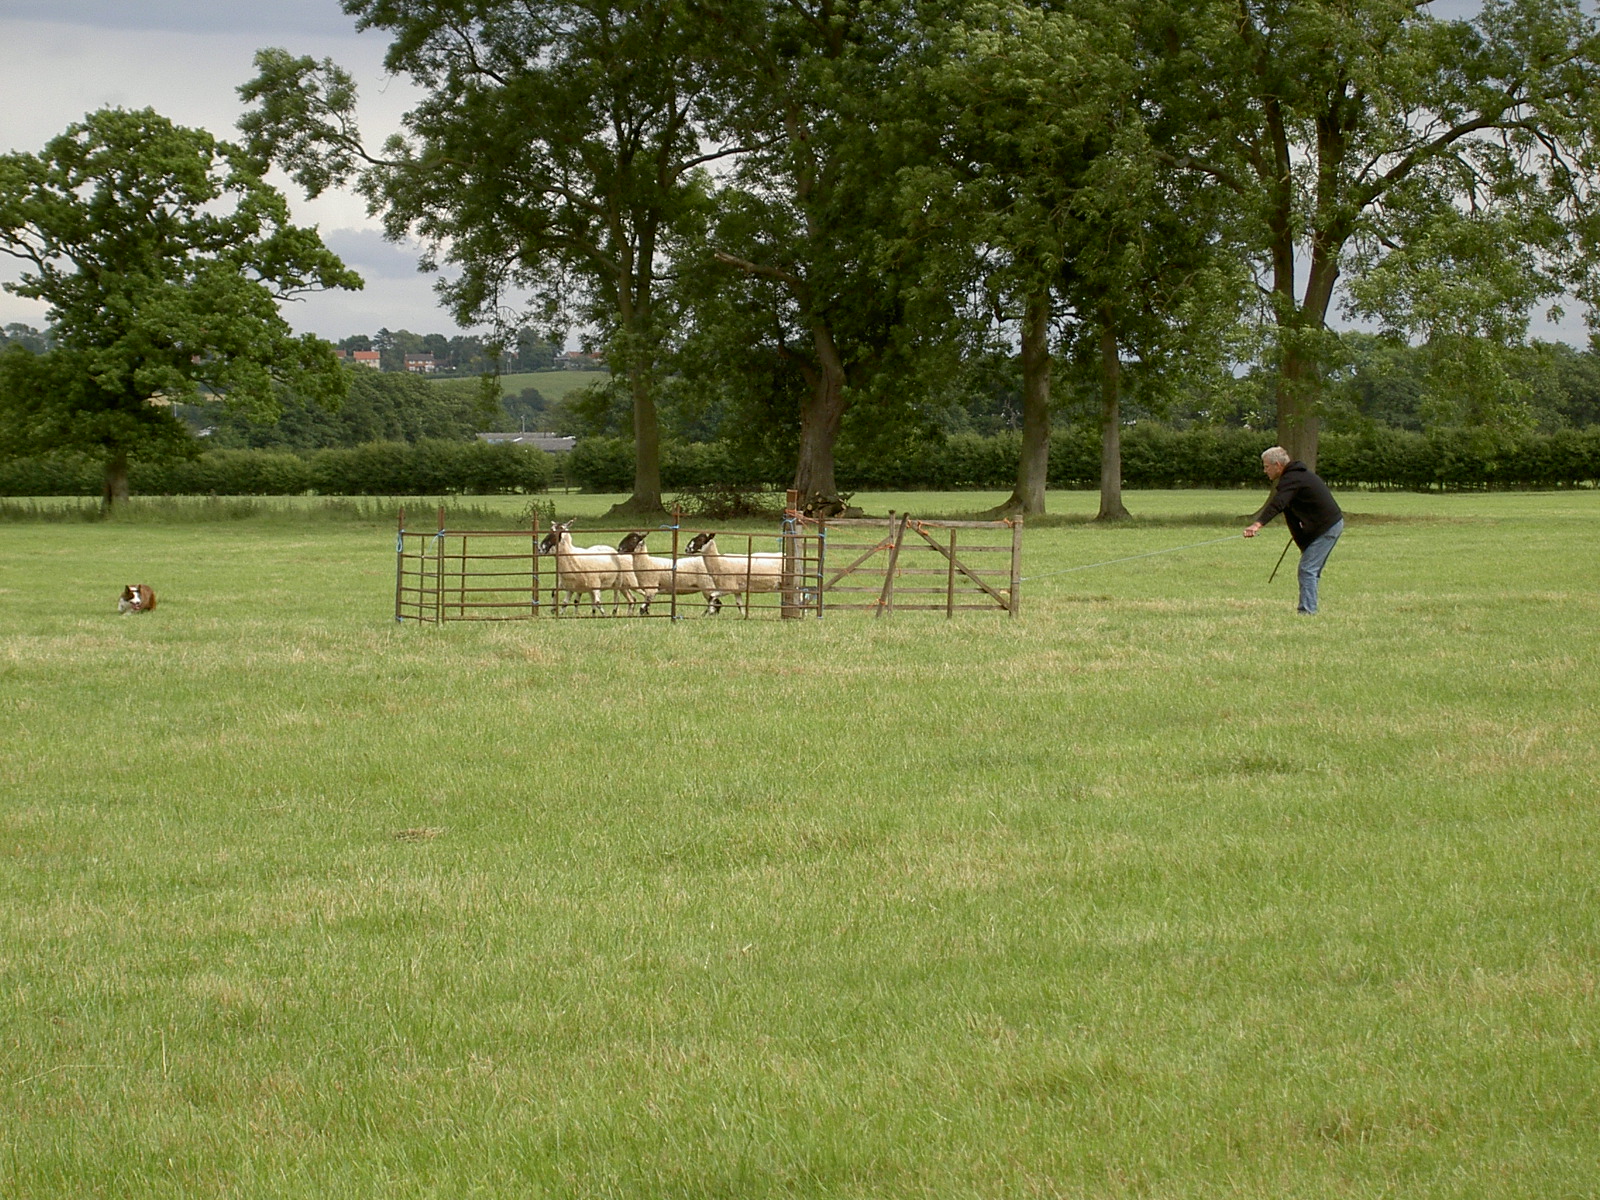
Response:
[813,513,1022,617]
[395,506,826,622]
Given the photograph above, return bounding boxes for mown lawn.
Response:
[2,489,1597,1198]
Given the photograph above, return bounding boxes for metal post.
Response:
[946,528,957,619]
[816,522,827,621]
[435,506,446,624]
[669,514,681,621]
[531,511,541,617]
[1008,518,1023,617]
[395,507,406,622]
[782,489,801,619]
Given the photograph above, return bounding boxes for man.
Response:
[1243,446,1345,615]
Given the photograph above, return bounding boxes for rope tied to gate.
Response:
[1022,534,1242,582]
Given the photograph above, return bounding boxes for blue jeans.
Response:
[1297,518,1343,614]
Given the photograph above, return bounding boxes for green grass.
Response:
[3,489,1598,1198]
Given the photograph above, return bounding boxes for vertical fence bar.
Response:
[395,507,406,622]
[816,524,826,621]
[534,512,547,620]
[669,515,681,621]
[1009,518,1022,617]
[947,527,958,619]
[434,506,446,625]
[781,490,801,620]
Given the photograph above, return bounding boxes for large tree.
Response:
[681,0,944,510]
[0,108,359,507]
[905,0,1247,519]
[242,0,736,516]
[1146,0,1600,467]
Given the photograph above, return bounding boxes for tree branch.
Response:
[713,249,802,287]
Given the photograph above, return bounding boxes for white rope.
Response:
[1022,534,1242,582]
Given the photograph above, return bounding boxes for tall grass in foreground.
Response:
[2,490,1597,1198]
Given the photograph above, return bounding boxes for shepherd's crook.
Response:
[1268,535,1294,583]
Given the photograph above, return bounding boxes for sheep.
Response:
[537,522,635,615]
[683,531,787,615]
[617,531,719,615]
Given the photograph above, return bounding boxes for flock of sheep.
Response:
[536,521,797,616]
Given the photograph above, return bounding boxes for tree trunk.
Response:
[989,290,1051,517]
[101,451,130,513]
[1266,184,1341,471]
[605,236,668,517]
[1095,318,1131,521]
[1274,348,1321,469]
[608,362,665,516]
[791,321,848,507]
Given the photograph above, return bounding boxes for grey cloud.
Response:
[5,0,359,37]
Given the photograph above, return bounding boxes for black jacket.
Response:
[1256,462,1342,549]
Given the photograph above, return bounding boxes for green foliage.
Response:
[1142,0,1600,460]
[189,368,497,450]
[0,322,50,354]
[242,3,740,507]
[0,440,551,498]
[0,107,360,501]
[555,426,1600,492]
[300,440,551,496]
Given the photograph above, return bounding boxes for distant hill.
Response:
[429,370,606,401]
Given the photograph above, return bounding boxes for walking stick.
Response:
[1268,535,1294,583]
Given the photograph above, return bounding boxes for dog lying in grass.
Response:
[117,584,156,614]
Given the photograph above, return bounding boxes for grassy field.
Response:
[2,489,1597,1198]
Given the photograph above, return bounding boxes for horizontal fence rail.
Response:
[396,502,1021,623]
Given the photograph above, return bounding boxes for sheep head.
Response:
[537,522,571,555]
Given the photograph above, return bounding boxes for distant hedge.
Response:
[0,439,552,497]
[4,426,1598,497]
[567,425,1600,492]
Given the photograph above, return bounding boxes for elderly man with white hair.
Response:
[1243,446,1345,615]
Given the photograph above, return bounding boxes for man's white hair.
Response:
[1261,446,1291,467]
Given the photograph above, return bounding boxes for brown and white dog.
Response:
[117,584,157,614]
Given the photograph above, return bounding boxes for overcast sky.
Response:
[1,1,1589,347]
[0,0,456,341]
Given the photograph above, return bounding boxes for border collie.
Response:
[118,584,157,614]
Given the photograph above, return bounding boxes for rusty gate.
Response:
[812,513,1022,617]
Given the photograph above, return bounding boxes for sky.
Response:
[1,0,1591,348]
[0,0,450,341]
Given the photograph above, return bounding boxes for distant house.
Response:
[558,350,605,370]
[404,354,438,374]
[337,349,382,370]
[477,431,576,453]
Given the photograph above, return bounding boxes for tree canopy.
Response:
[241,0,737,515]
[1142,0,1600,466]
[0,107,361,506]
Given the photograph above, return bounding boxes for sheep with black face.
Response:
[537,523,634,614]
[616,531,720,615]
[684,532,785,615]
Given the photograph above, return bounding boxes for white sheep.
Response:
[537,522,635,615]
[617,531,719,615]
[684,531,787,615]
